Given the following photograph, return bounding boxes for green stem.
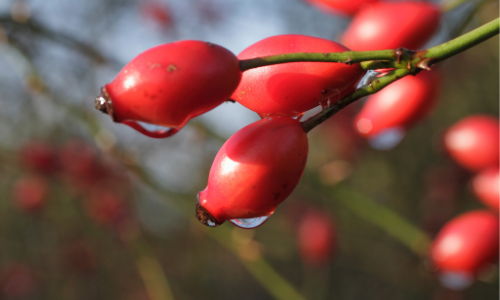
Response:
[240,17,498,73]
[301,68,411,132]
[423,17,499,64]
[129,236,176,300]
[209,227,306,300]
[240,50,397,71]
[332,186,431,256]
[302,18,498,132]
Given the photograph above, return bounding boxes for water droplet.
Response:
[357,70,378,88]
[368,127,406,150]
[205,219,218,227]
[294,114,304,122]
[438,271,474,291]
[122,121,181,138]
[229,215,270,229]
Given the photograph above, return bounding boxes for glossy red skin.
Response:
[431,210,499,274]
[12,175,49,213]
[341,2,441,51]
[443,115,499,172]
[106,40,241,128]
[232,35,365,118]
[297,210,335,265]
[306,0,379,16]
[472,167,499,212]
[198,116,308,223]
[355,70,442,137]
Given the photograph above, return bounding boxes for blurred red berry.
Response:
[305,0,379,16]
[63,240,97,275]
[341,1,441,51]
[472,166,499,212]
[443,115,499,172]
[19,141,58,174]
[430,210,499,289]
[85,190,130,228]
[0,264,36,298]
[297,210,335,265]
[12,175,49,213]
[355,70,442,138]
[140,1,173,28]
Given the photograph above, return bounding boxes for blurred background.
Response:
[0,0,498,299]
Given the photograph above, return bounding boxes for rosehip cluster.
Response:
[96,35,365,228]
[427,115,500,290]
[443,115,499,212]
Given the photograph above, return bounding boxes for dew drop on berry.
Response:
[229,215,270,229]
[438,271,474,291]
[122,121,181,138]
[368,127,405,150]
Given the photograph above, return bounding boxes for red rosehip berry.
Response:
[19,141,58,174]
[196,116,309,228]
[63,240,97,275]
[305,0,379,16]
[232,34,365,118]
[297,210,336,265]
[430,210,499,290]
[140,0,173,28]
[0,264,36,298]
[12,175,49,213]
[84,190,130,228]
[341,1,441,51]
[96,41,242,138]
[472,166,499,212]
[443,115,499,172]
[354,70,442,146]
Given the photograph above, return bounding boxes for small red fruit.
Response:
[12,175,49,213]
[430,210,499,289]
[472,166,499,212]
[341,2,441,51]
[63,240,97,275]
[305,0,379,16]
[443,115,499,172]
[96,41,242,138]
[19,141,58,174]
[196,116,309,228]
[0,264,36,298]
[232,34,365,118]
[140,1,173,28]
[297,210,335,265]
[84,190,130,228]
[355,70,442,138]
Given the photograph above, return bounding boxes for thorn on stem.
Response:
[416,58,434,71]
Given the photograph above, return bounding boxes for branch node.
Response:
[395,47,405,64]
[416,58,435,70]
